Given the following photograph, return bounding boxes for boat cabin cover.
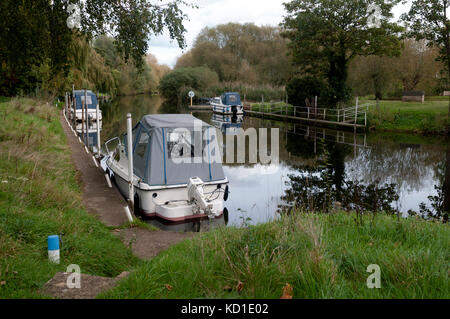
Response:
[126,114,225,186]
[221,92,241,106]
[74,90,98,110]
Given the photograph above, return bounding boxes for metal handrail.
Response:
[105,136,120,156]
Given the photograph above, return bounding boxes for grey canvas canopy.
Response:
[125,114,225,186]
[73,90,98,110]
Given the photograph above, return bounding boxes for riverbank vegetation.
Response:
[159,23,289,106]
[0,1,186,98]
[366,98,450,134]
[0,98,138,298]
[102,212,449,299]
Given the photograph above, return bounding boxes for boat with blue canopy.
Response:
[211,92,244,115]
[105,114,229,222]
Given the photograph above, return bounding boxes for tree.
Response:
[158,67,219,105]
[282,0,403,106]
[0,0,191,96]
[348,39,441,98]
[402,0,450,123]
[175,23,293,86]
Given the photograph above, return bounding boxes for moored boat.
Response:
[71,90,102,129]
[105,114,229,222]
[211,92,244,115]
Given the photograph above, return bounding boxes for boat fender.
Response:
[224,185,229,201]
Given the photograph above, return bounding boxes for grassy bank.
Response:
[102,212,449,299]
[0,97,139,298]
[365,98,449,134]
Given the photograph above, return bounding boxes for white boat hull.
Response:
[211,102,244,115]
[106,157,228,222]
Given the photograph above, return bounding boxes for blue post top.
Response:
[47,235,60,251]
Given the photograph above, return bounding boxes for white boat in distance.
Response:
[71,90,102,126]
[105,114,229,222]
[211,92,244,115]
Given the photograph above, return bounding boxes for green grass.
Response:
[0,97,139,298]
[101,212,449,299]
[362,98,449,134]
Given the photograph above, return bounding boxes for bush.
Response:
[158,67,219,105]
[286,76,327,107]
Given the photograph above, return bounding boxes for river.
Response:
[99,95,448,230]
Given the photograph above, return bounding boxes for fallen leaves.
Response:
[165,284,173,291]
[280,283,293,299]
[236,281,244,293]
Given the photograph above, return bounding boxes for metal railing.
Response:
[250,99,372,127]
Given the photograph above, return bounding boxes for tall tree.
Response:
[176,23,292,86]
[402,0,450,128]
[0,0,191,96]
[282,0,403,106]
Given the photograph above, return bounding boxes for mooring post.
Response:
[126,113,134,209]
[315,96,318,118]
[261,95,264,113]
[96,101,101,157]
[81,99,85,144]
[84,89,88,147]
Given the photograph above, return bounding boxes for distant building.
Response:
[402,91,424,103]
[443,91,450,96]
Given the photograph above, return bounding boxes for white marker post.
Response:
[126,113,134,208]
[188,90,195,107]
[96,101,101,157]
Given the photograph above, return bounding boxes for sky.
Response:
[148,0,412,68]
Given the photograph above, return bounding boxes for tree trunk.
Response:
[328,55,349,107]
[443,145,450,222]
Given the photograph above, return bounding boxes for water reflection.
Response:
[211,114,244,135]
[147,210,228,232]
[101,95,449,227]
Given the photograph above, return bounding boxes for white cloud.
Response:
[148,1,413,68]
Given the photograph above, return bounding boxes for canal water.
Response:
[100,95,448,230]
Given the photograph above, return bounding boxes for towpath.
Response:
[41,112,193,299]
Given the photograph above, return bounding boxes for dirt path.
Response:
[48,112,193,299]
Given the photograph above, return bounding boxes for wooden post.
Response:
[355,96,359,125]
[323,109,326,120]
[307,107,310,119]
[338,109,340,122]
[314,96,318,118]
[294,106,296,117]
[72,95,76,129]
[84,89,88,146]
[261,95,264,113]
[81,99,85,143]
[376,98,380,112]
